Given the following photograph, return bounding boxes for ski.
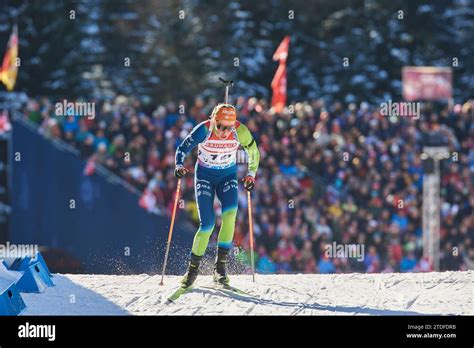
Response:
[204,283,253,297]
[219,283,251,296]
[204,283,262,303]
[167,286,193,303]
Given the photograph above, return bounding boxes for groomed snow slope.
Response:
[20,271,474,315]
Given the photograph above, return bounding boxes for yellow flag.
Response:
[0,25,19,91]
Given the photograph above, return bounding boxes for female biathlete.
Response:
[174,103,260,288]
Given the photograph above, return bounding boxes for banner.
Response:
[402,66,452,101]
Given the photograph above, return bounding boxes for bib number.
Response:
[198,150,234,165]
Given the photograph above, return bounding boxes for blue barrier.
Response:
[0,264,26,315]
[13,261,54,293]
[11,118,194,274]
[7,252,54,293]
[0,280,26,315]
[2,257,23,269]
[33,252,52,277]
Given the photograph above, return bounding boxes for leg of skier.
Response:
[214,172,238,285]
[181,169,216,288]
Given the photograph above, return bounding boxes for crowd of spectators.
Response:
[21,95,474,274]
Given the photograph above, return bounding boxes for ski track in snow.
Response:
[18,271,474,316]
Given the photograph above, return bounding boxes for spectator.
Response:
[318,255,335,274]
[256,246,277,274]
[400,250,417,272]
[21,97,474,274]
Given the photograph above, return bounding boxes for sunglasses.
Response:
[216,124,234,132]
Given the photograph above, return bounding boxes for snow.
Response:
[17,271,474,316]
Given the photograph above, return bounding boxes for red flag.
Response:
[271,36,290,113]
[272,35,290,62]
[271,63,287,113]
[0,25,19,91]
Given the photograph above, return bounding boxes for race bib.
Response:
[197,129,239,169]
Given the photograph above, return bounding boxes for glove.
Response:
[174,166,189,178]
[242,175,255,191]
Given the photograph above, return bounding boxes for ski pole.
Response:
[247,190,255,282]
[159,178,182,285]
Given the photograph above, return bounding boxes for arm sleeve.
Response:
[236,123,260,178]
[175,122,209,166]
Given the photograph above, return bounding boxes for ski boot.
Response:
[181,253,202,288]
[213,247,230,286]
